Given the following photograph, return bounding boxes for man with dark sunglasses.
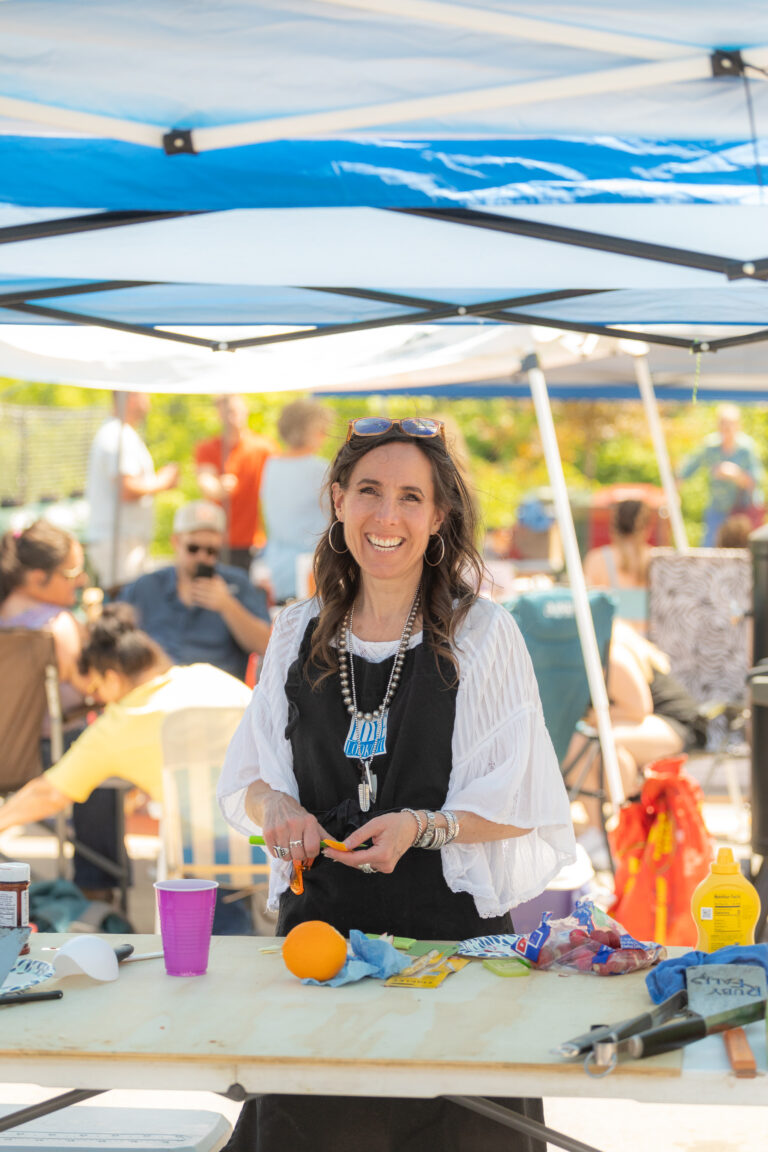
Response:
[118,501,271,680]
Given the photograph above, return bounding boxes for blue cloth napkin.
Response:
[303,929,412,987]
[645,944,768,1004]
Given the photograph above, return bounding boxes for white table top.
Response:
[3,936,767,1107]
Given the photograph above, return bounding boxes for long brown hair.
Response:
[309,426,482,684]
[0,520,74,602]
[610,499,651,584]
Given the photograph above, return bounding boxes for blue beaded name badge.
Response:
[338,590,420,813]
[343,711,389,761]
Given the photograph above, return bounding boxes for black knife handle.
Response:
[637,1016,707,1059]
[0,990,63,1006]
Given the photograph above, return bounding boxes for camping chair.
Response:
[648,548,752,821]
[505,588,616,862]
[0,628,131,908]
[159,706,270,930]
[0,628,70,878]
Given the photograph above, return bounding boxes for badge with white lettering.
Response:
[344,711,388,760]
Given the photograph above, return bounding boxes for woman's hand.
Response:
[322,811,418,874]
[253,785,327,863]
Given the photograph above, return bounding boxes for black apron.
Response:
[224,618,544,1152]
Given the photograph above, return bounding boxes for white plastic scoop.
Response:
[53,936,119,982]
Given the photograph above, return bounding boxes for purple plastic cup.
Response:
[154,879,219,976]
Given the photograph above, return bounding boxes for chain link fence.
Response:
[0,402,108,505]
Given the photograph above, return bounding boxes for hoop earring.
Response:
[328,520,348,555]
[424,533,445,567]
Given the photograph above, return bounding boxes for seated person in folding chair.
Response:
[568,620,708,832]
[118,500,271,682]
[582,499,651,634]
[0,604,255,933]
[0,519,124,901]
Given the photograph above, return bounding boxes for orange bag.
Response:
[609,754,714,946]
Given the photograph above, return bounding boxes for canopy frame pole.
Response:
[524,352,624,810]
[317,0,703,61]
[633,353,689,552]
[6,45,767,152]
[110,389,127,593]
[396,206,765,281]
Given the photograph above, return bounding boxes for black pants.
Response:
[223,1094,546,1152]
[41,729,125,890]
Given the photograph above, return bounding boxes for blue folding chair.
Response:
[505,588,616,861]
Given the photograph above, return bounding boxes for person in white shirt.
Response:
[218,415,574,1152]
[85,392,179,589]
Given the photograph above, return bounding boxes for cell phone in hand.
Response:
[193,562,216,579]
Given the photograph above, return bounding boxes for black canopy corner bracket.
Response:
[162,128,197,156]
[711,49,745,77]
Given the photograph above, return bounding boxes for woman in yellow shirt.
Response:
[0,604,252,927]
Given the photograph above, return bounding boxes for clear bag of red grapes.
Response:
[525,899,666,976]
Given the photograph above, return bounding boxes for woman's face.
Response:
[24,541,86,608]
[332,442,444,590]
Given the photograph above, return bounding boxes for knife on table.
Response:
[554,987,689,1058]
[593,998,767,1066]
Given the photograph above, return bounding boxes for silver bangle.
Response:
[442,809,459,844]
[428,825,447,850]
[402,807,424,845]
[414,809,436,848]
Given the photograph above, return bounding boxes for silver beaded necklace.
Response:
[338,590,421,812]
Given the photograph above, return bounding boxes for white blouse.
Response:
[217,596,576,917]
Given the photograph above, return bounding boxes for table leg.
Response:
[0,1090,104,1135]
[446,1095,606,1152]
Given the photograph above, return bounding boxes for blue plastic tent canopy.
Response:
[1,0,768,366]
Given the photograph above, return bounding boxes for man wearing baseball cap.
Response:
[118,500,271,680]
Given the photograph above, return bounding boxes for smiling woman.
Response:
[218,418,576,1152]
[331,440,444,598]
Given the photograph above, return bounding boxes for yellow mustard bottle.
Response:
[691,847,761,952]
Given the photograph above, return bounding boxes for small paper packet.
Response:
[385,955,470,988]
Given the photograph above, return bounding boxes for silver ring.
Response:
[358,863,378,874]
[273,845,288,858]
[289,839,304,847]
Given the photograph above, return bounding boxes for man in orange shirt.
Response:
[195,395,278,571]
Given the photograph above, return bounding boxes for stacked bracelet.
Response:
[409,809,461,849]
[402,807,424,845]
[443,809,460,843]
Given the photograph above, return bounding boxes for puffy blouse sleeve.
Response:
[217,599,314,837]
[442,598,577,917]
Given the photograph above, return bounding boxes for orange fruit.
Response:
[282,920,348,982]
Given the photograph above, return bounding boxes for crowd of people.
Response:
[0,396,761,952]
[0,392,332,916]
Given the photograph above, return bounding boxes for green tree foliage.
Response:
[2,377,767,555]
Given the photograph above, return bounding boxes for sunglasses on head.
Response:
[346,417,446,443]
[185,543,220,558]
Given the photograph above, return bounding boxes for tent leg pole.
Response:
[634,354,688,551]
[525,352,624,811]
[110,390,127,591]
